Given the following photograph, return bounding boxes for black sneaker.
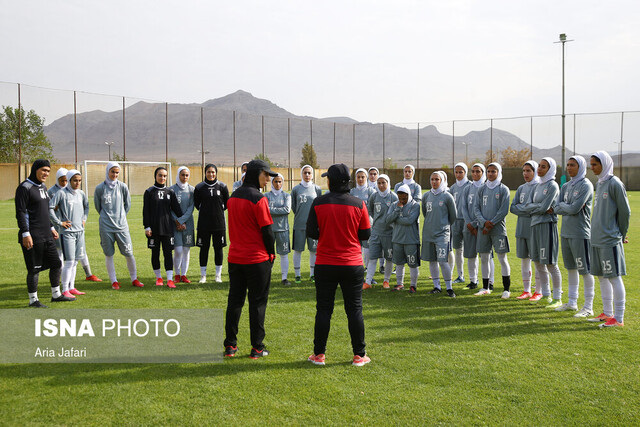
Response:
[489,283,494,291]
[429,287,442,294]
[250,347,269,359]
[224,345,238,357]
[51,294,76,302]
[281,279,292,286]
[465,282,478,289]
[447,289,456,298]
[29,300,48,308]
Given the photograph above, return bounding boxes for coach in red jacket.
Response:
[223,159,278,359]
[306,163,372,367]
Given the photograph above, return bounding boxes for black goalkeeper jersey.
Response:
[143,185,183,236]
[194,180,229,232]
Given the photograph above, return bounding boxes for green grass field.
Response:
[0,192,638,425]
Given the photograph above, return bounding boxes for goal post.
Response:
[83,160,172,197]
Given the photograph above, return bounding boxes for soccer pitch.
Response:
[0,192,637,425]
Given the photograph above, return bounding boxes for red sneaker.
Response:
[308,353,326,366]
[600,317,624,328]
[155,278,163,286]
[362,282,372,290]
[174,275,181,283]
[132,279,144,288]
[111,282,120,290]
[588,312,612,323]
[85,275,102,282]
[181,275,191,284]
[167,280,176,288]
[382,281,390,289]
[69,288,85,295]
[516,291,532,300]
[62,290,74,298]
[392,284,404,291]
[352,354,371,366]
[528,293,543,302]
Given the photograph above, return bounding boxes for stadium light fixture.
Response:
[105,141,115,161]
[555,33,574,184]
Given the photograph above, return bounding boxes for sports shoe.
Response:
[474,288,491,296]
[599,318,624,328]
[453,276,465,284]
[392,284,404,291]
[308,353,326,366]
[167,280,176,288]
[465,282,478,290]
[198,275,207,284]
[528,293,543,302]
[362,282,372,290]
[429,287,441,294]
[181,275,191,284]
[281,279,292,286]
[554,303,578,312]
[382,281,390,289]
[132,279,144,288]
[85,275,102,282]
[409,286,417,294]
[516,291,532,300]
[29,300,47,308]
[174,275,181,283]
[352,354,371,366]
[69,288,85,295]
[295,276,301,284]
[371,279,377,285]
[546,299,563,309]
[489,283,494,291]
[215,274,222,283]
[588,313,612,323]
[574,307,594,318]
[249,347,269,359]
[111,282,120,290]
[224,345,237,357]
[155,278,164,287]
[62,290,75,298]
[309,276,315,283]
[501,291,511,299]
[447,289,456,298]
[51,294,75,302]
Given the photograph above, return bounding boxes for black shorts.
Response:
[22,239,61,273]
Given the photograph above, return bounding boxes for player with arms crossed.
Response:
[170,166,196,283]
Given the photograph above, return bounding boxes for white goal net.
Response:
[82,160,173,197]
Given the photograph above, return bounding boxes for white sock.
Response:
[81,255,91,276]
[310,252,316,276]
[447,251,455,274]
[293,251,302,276]
[439,261,452,289]
[489,255,495,284]
[183,248,191,276]
[480,253,491,280]
[396,265,405,285]
[467,257,478,283]
[609,276,626,322]
[582,274,595,311]
[62,260,74,292]
[599,277,613,317]
[51,286,61,299]
[409,267,419,287]
[174,246,183,276]
[455,249,464,279]
[281,254,290,280]
[366,259,377,284]
[383,261,392,282]
[535,262,549,296]
[29,292,38,304]
[430,262,440,289]
[215,265,222,276]
[126,256,137,281]
[567,269,579,306]
[69,260,78,290]
[57,248,64,264]
[497,252,510,276]
[548,264,562,300]
[106,256,117,283]
[167,270,174,281]
[154,269,162,279]
[521,258,532,293]
[362,247,369,267]
[200,266,207,277]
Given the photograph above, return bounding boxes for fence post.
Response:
[74,91,78,167]
[122,97,126,161]
[17,83,22,183]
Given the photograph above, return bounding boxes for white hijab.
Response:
[568,155,587,187]
[105,161,120,189]
[430,171,448,195]
[402,164,416,185]
[524,160,540,187]
[355,168,368,190]
[65,169,81,194]
[270,173,284,196]
[485,162,503,190]
[592,151,614,183]
[176,166,190,190]
[454,162,469,187]
[396,183,413,204]
[472,163,486,188]
[55,168,68,189]
[377,174,391,197]
[300,165,313,188]
[540,157,557,184]
[368,167,379,188]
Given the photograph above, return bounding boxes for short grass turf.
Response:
[0,192,638,425]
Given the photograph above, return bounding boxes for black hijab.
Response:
[204,164,218,185]
[28,159,51,184]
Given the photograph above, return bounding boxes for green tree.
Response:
[0,105,55,162]
[484,149,499,165]
[500,146,531,167]
[300,142,318,169]
[111,152,125,162]
[254,153,274,168]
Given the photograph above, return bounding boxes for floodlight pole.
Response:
[105,141,114,161]
[555,33,574,184]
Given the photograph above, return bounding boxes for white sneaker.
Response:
[574,307,594,318]
[555,303,579,312]
[474,288,491,296]
[501,291,511,299]
[198,275,207,284]
[215,274,222,283]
